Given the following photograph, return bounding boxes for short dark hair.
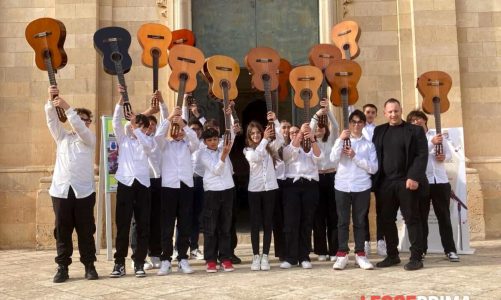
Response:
[204,118,219,130]
[406,110,428,124]
[362,103,377,113]
[349,109,366,123]
[147,115,157,124]
[201,127,219,140]
[188,117,203,128]
[135,114,150,128]
[384,98,401,108]
[75,108,92,119]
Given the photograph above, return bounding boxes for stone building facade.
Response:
[0,0,499,248]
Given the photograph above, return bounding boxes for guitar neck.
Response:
[302,97,311,124]
[222,83,232,131]
[176,76,187,108]
[152,53,159,92]
[110,41,129,103]
[320,74,328,99]
[433,98,442,135]
[341,89,350,129]
[264,78,273,112]
[43,52,58,87]
[271,89,279,116]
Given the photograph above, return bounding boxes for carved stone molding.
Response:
[156,0,168,18]
[342,0,353,17]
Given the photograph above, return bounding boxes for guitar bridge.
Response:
[256,58,272,63]
[298,76,316,81]
[337,29,352,36]
[216,66,232,71]
[335,72,353,76]
[177,56,196,64]
[34,31,52,38]
[147,34,165,39]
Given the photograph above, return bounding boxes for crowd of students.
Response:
[45,85,460,283]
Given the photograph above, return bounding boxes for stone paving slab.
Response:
[0,240,500,299]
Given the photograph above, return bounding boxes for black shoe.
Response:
[404,260,423,271]
[110,263,125,278]
[230,254,242,265]
[134,264,146,278]
[85,263,99,280]
[376,256,401,268]
[53,265,69,283]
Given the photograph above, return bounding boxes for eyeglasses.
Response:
[80,118,92,124]
[349,120,365,125]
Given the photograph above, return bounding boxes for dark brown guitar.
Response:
[417,71,452,155]
[25,18,68,122]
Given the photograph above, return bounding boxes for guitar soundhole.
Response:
[343,44,350,51]
[262,74,270,82]
[220,80,230,90]
[150,48,160,58]
[433,96,440,103]
[300,89,312,100]
[111,52,122,62]
[340,87,348,96]
[179,73,188,81]
[43,49,51,59]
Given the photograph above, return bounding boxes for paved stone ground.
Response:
[0,240,500,299]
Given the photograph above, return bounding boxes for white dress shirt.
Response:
[310,110,340,172]
[192,117,207,177]
[330,135,378,192]
[113,104,153,188]
[155,119,200,188]
[244,120,283,192]
[426,131,452,184]
[362,122,376,142]
[199,129,235,191]
[283,143,323,182]
[45,101,96,198]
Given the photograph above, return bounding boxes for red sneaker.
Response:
[206,261,217,273]
[220,260,234,272]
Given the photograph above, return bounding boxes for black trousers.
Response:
[364,192,384,241]
[273,179,286,259]
[248,190,276,255]
[375,179,424,261]
[114,180,151,265]
[52,187,96,266]
[313,172,338,256]
[160,183,194,261]
[283,178,319,265]
[335,188,371,254]
[190,176,205,251]
[420,182,457,254]
[130,177,162,257]
[203,188,234,262]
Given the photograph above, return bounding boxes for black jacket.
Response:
[372,121,429,190]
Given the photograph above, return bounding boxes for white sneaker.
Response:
[318,255,328,261]
[172,249,178,260]
[251,254,261,271]
[143,260,154,270]
[157,260,171,276]
[364,241,371,258]
[355,254,374,270]
[377,240,387,256]
[330,255,338,262]
[260,254,270,271]
[178,259,194,274]
[280,261,292,269]
[150,256,161,269]
[447,252,460,262]
[190,249,204,260]
[301,261,312,269]
[333,256,349,270]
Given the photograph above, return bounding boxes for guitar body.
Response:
[325,60,362,107]
[93,27,132,75]
[137,23,172,68]
[278,58,292,102]
[308,44,342,69]
[203,55,240,101]
[25,18,67,71]
[418,71,451,114]
[169,29,196,49]
[246,47,280,91]
[331,20,361,60]
[289,65,323,109]
[168,44,205,93]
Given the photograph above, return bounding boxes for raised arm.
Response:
[44,86,65,142]
[183,124,200,153]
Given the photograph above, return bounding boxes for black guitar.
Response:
[94,27,133,120]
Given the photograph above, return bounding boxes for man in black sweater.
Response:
[372,98,428,271]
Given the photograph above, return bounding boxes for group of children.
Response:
[46,85,460,282]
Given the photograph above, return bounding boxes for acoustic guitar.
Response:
[331,20,361,60]
[289,65,323,152]
[325,60,362,148]
[246,47,280,140]
[25,17,68,122]
[203,55,240,144]
[308,44,342,128]
[278,58,292,102]
[94,27,133,120]
[168,44,205,138]
[137,23,172,94]
[169,29,195,49]
[417,71,452,155]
